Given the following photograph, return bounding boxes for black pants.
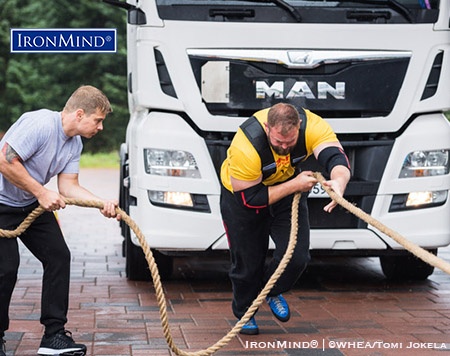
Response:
[220,186,311,319]
[0,202,70,338]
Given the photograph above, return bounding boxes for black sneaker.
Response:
[37,330,86,356]
[1,337,6,356]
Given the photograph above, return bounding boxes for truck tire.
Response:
[125,227,152,281]
[152,249,174,281]
[125,227,174,281]
[379,249,436,280]
[119,143,129,240]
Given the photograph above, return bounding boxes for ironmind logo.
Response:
[10,29,116,53]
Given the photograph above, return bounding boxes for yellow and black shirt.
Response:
[220,107,338,192]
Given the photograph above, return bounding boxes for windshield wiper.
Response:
[235,0,302,22]
[338,0,413,23]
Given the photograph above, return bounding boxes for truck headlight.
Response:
[148,190,193,207]
[389,190,447,212]
[144,148,201,178]
[399,149,449,178]
[148,190,210,212]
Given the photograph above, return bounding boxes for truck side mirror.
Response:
[103,0,147,25]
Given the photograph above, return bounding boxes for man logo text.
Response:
[256,81,345,100]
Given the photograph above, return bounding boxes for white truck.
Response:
[106,0,450,281]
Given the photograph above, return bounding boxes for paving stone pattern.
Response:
[4,169,450,355]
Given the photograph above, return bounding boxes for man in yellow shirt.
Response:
[220,103,351,335]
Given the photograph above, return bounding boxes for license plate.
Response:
[309,183,329,198]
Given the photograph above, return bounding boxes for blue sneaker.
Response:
[239,316,259,335]
[266,294,290,322]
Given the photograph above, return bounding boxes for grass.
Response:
[80,151,120,169]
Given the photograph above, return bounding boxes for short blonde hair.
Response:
[64,85,112,115]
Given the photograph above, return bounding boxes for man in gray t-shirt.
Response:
[0,85,119,356]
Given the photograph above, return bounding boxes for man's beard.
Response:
[270,144,293,156]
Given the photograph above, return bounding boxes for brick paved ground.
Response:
[3,168,450,355]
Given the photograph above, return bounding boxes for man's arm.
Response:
[57,173,120,219]
[0,143,65,210]
[313,141,351,212]
[230,170,317,207]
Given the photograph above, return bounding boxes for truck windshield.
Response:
[155,0,440,24]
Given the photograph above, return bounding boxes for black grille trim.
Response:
[421,51,443,100]
[155,48,177,98]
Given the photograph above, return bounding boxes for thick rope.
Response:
[0,195,300,356]
[313,172,450,275]
[110,193,300,356]
[0,206,46,238]
[2,174,450,355]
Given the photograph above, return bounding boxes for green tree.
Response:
[0,0,128,152]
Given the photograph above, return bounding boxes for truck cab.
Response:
[111,0,450,281]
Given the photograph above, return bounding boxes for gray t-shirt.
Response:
[0,109,83,207]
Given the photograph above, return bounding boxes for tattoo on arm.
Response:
[2,144,22,164]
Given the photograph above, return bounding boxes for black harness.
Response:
[240,108,308,181]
